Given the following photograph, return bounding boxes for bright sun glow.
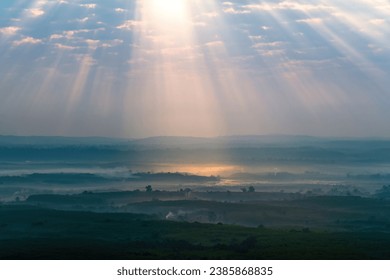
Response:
[149,0,187,21]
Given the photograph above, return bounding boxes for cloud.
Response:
[101,39,124,48]
[115,8,126,13]
[245,2,331,12]
[49,28,105,41]
[85,39,100,50]
[63,30,76,39]
[296,18,324,24]
[369,19,386,26]
[72,54,97,66]
[248,35,263,41]
[80,4,96,9]
[26,8,45,17]
[47,27,117,53]
[252,41,285,48]
[223,7,251,14]
[12,36,43,46]
[222,1,251,14]
[277,1,329,11]
[205,40,224,48]
[53,43,77,50]
[0,26,21,36]
[252,40,287,57]
[49,34,64,40]
[77,17,90,23]
[116,20,141,30]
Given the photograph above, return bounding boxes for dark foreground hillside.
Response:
[1,205,390,259]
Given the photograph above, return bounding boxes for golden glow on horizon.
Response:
[156,164,242,177]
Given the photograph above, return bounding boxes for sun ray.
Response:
[121,0,227,137]
[0,0,389,137]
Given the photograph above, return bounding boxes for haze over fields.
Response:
[1,135,390,201]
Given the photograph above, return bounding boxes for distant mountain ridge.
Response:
[0,135,130,146]
[0,134,389,149]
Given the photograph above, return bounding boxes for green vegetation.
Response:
[25,192,390,231]
[1,205,390,259]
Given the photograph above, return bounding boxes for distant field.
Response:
[2,193,390,259]
[24,191,390,230]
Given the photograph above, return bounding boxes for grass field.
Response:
[1,202,390,259]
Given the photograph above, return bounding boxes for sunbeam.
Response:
[121,0,226,137]
[0,0,389,137]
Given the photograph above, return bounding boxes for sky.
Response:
[0,0,389,138]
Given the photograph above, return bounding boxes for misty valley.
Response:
[1,0,390,267]
[1,135,390,259]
